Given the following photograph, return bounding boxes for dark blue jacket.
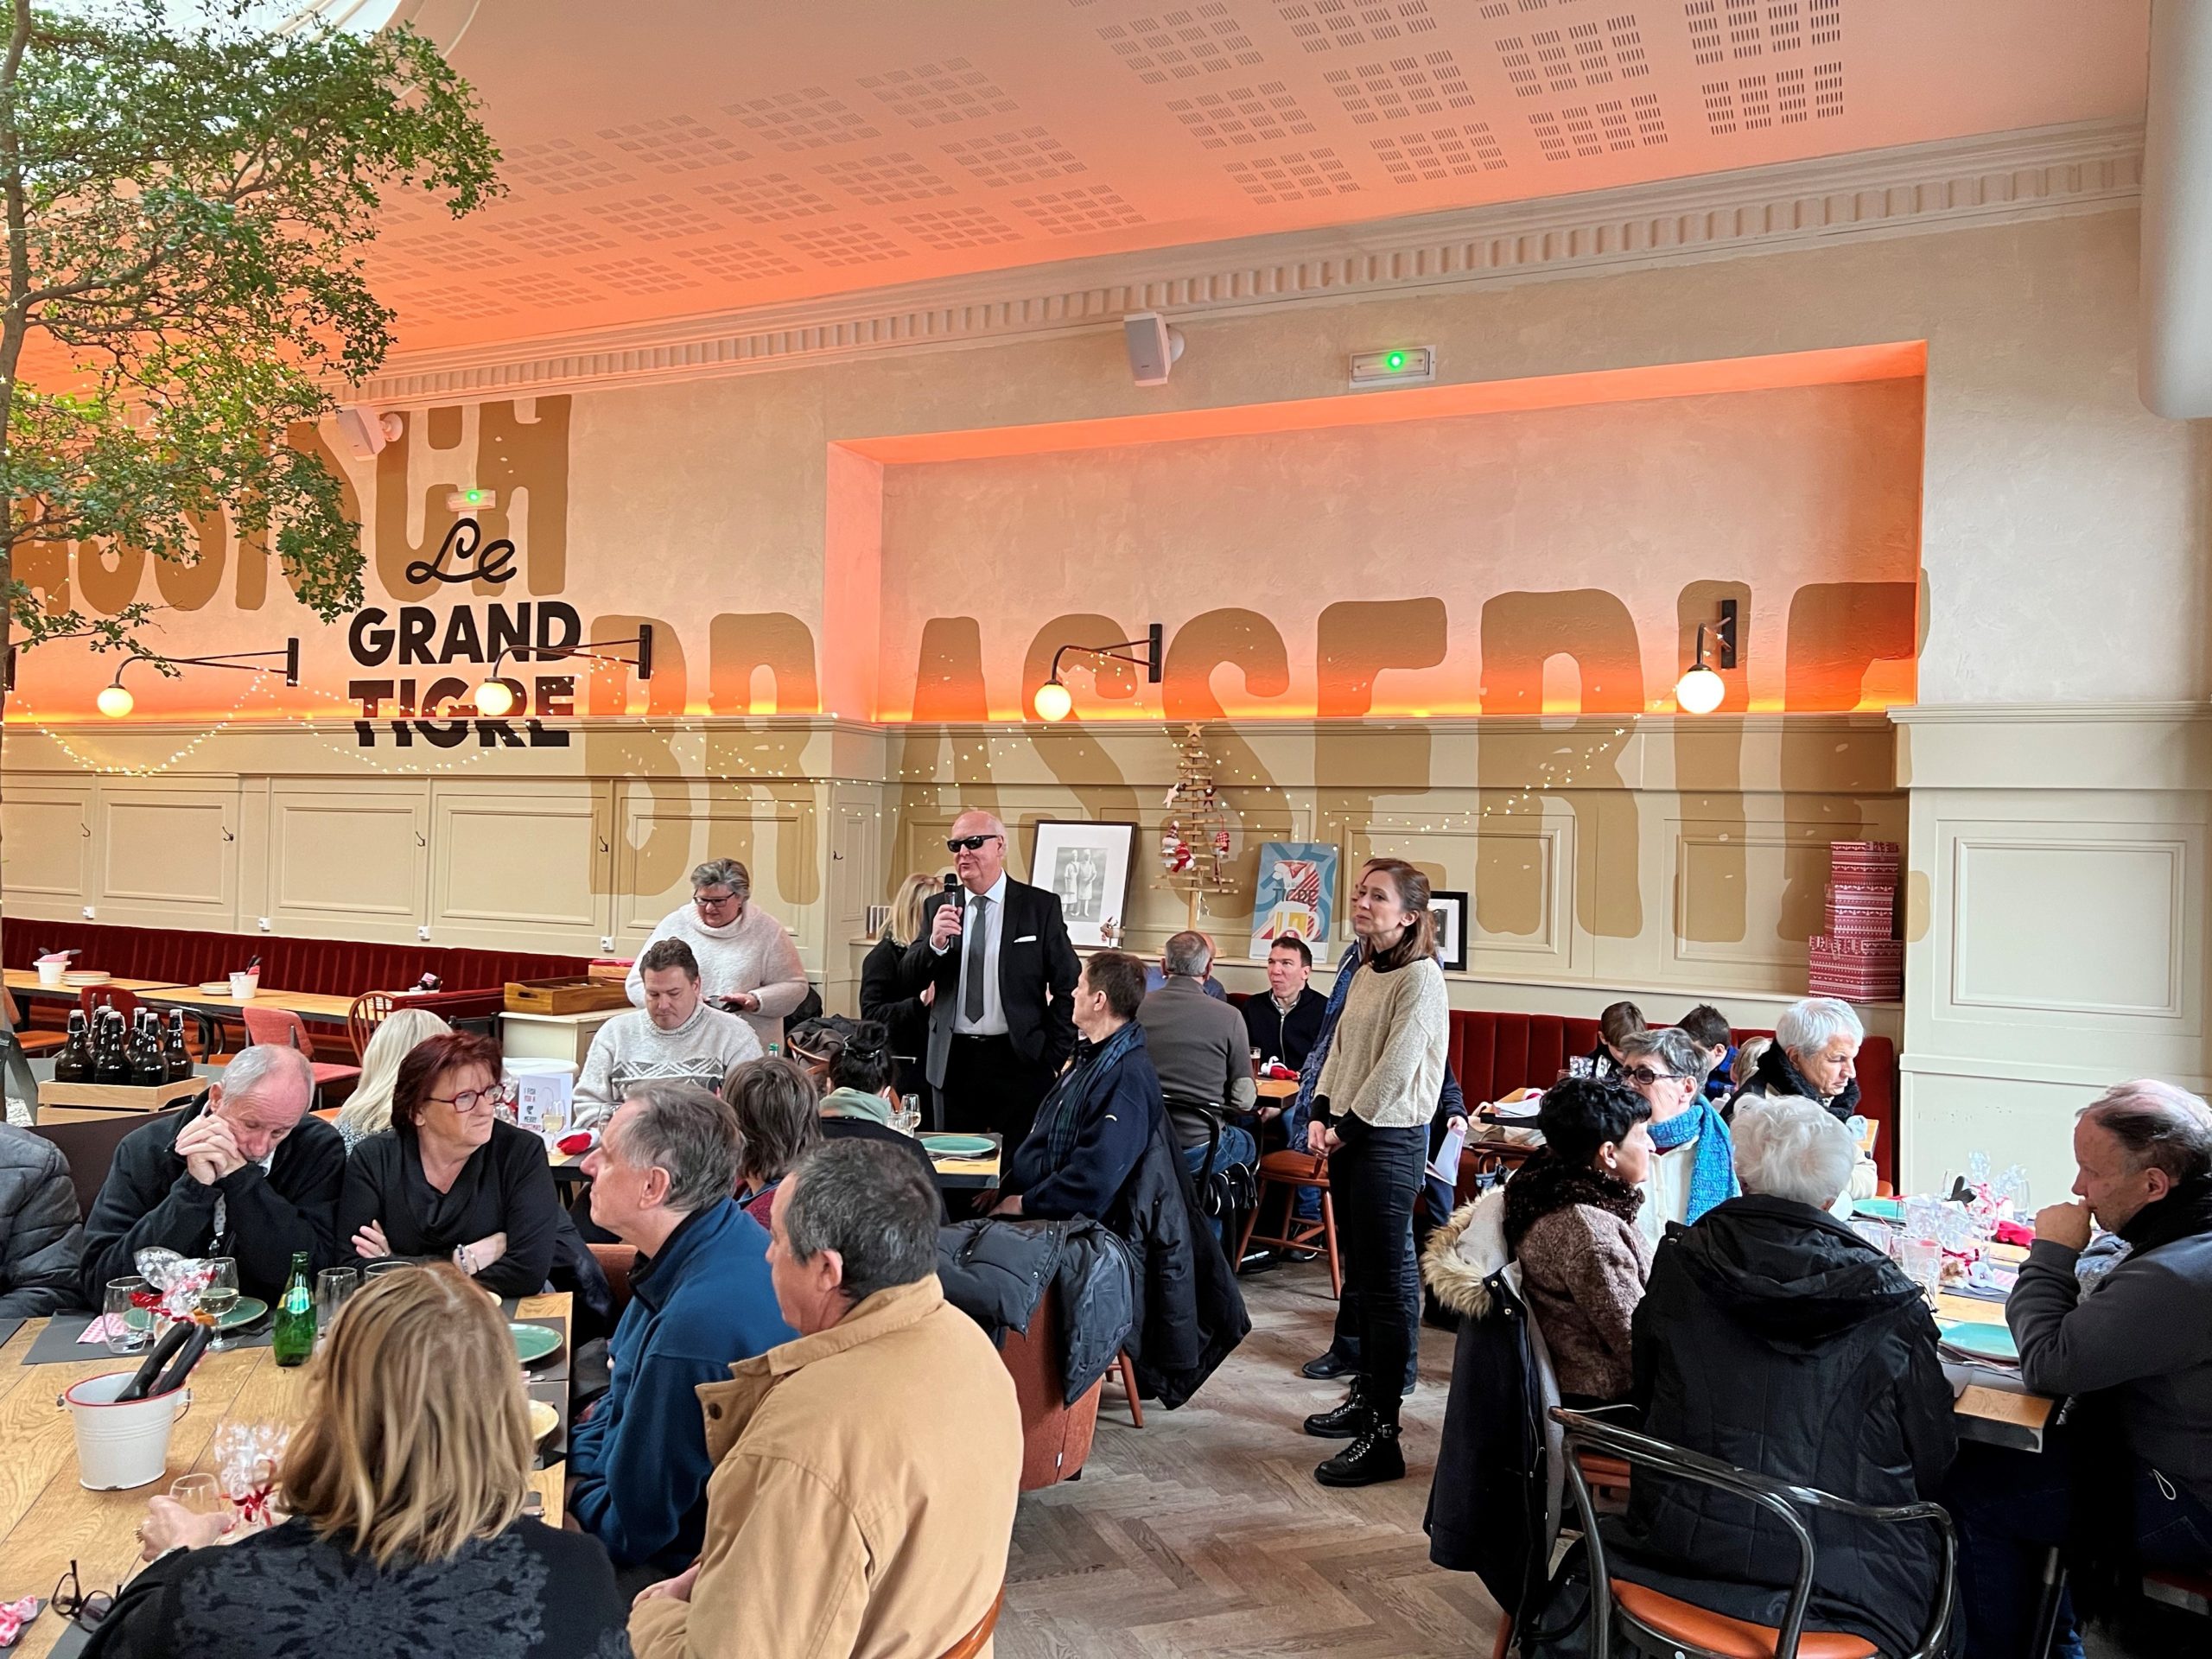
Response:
[1004,1027,1162,1222]
[565,1198,792,1570]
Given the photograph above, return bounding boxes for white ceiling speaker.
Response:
[334,405,404,461]
[1123,311,1185,387]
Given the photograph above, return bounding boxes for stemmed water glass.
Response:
[201,1257,240,1351]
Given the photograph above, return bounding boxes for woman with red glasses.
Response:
[340,1031,597,1306]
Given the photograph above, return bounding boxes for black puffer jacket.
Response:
[0,1124,83,1316]
[1613,1195,1956,1657]
[1725,1041,1860,1123]
[1109,1111,1249,1409]
[936,1216,1136,1405]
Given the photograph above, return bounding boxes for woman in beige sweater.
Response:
[1302,856,1451,1487]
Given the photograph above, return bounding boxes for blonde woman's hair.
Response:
[886,872,937,948]
[279,1263,531,1568]
[335,1008,454,1142]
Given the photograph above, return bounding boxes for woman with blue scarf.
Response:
[1613,1026,1738,1249]
[995,951,1161,1222]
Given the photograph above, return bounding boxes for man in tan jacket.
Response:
[630,1138,1022,1658]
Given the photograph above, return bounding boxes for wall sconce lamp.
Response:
[96,639,301,718]
[1033,624,1164,721]
[1674,600,1738,715]
[473,625,654,718]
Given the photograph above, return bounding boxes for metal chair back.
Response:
[1553,1408,1956,1659]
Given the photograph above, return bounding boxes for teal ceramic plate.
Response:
[921,1135,996,1160]
[217,1295,268,1330]
[510,1322,563,1366]
[1853,1197,1904,1224]
[1939,1320,2018,1363]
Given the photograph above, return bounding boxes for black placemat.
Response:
[22,1312,274,1366]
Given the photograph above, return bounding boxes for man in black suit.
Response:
[899,810,1081,1144]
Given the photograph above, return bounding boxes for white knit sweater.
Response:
[1314,957,1449,1128]
[575,1002,763,1128]
[624,902,809,1052]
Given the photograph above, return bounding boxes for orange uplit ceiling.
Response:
[338,0,2145,359]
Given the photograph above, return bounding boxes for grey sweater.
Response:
[1135,977,1257,1150]
[2010,1232,2212,1503]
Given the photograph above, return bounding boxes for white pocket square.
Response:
[1014,934,1038,944]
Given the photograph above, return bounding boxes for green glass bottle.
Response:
[271,1251,315,1368]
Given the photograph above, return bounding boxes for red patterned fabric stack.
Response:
[1809,841,1902,1001]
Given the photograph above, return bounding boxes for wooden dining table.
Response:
[0,1293,572,1657]
[3,972,192,1005]
[135,985,359,1027]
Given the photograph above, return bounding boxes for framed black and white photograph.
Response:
[1429,889,1469,973]
[1031,821,1137,949]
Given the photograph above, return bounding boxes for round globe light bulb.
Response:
[1674,664,1726,715]
[474,677,517,718]
[1033,679,1073,722]
[96,683,135,718]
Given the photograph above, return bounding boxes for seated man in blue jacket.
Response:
[995,950,1160,1222]
[568,1080,792,1587]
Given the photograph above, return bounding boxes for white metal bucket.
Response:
[60,1370,191,1490]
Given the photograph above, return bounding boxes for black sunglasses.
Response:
[944,834,1003,853]
[53,1560,116,1631]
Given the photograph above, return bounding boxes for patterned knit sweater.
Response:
[575,1002,762,1128]
[623,902,809,1052]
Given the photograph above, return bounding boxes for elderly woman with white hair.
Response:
[1730,995,1879,1199]
[625,857,809,1052]
[1610,1096,1955,1657]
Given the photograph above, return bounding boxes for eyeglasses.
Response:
[1618,1065,1680,1087]
[430,1083,517,1112]
[944,834,1003,853]
[53,1560,117,1631]
[693,890,742,909]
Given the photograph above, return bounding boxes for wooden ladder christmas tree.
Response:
[1158,723,1236,930]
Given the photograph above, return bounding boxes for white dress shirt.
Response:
[937,871,1009,1037]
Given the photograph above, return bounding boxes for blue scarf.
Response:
[1038,1020,1147,1169]
[1648,1098,1738,1223]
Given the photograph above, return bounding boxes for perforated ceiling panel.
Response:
[359,0,2142,353]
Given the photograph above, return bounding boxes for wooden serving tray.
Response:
[37,1074,205,1122]
[505,976,634,1015]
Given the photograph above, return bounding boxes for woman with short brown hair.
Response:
[89,1264,631,1657]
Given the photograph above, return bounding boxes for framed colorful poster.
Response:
[1249,842,1339,963]
[1429,889,1469,973]
[1031,820,1136,949]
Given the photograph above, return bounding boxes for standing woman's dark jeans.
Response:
[1330,1122,1427,1419]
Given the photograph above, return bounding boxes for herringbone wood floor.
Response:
[1001,1260,1502,1658]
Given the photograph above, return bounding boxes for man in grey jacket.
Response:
[1948,1079,2212,1659]
[0,1122,84,1315]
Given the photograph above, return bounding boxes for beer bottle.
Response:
[163,1012,194,1083]
[130,1012,167,1088]
[92,1011,130,1086]
[53,1011,93,1084]
[271,1252,315,1368]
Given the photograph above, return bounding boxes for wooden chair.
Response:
[588,1242,639,1316]
[1554,1408,1956,1659]
[1109,1351,1144,1428]
[79,983,142,1023]
[347,992,397,1061]
[1236,1149,1341,1296]
[939,1587,1004,1659]
[241,1005,361,1099]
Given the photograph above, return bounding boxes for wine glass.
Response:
[200,1258,240,1351]
[103,1277,154,1356]
[168,1473,226,1517]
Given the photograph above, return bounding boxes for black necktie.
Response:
[963,893,990,1022]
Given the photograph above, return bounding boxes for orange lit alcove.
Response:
[826,342,1927,724]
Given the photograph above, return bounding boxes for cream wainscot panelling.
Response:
[428,781,613,953]
[96,780,242,929]
[264,779,431,945]
[1892,703,2212,1205]
[613,780,827,979]
[2,775,96,925]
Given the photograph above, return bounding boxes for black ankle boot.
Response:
[1314,1421,1405,1487]
[1302,1382,1373,1440]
